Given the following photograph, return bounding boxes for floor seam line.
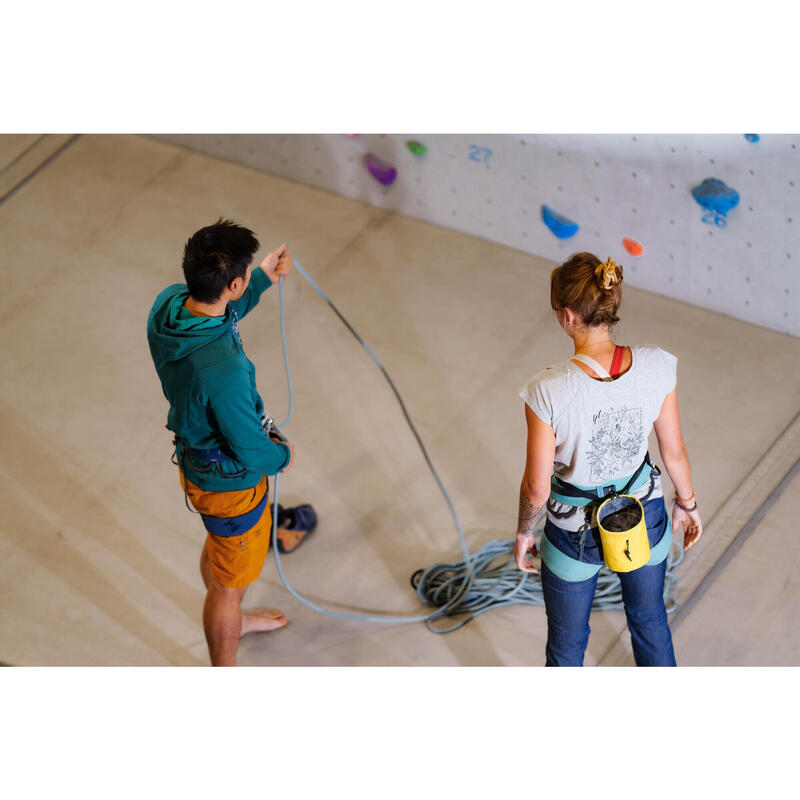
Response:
[0,134,81,208]
[0,134,48,179]
[669,453,800,631]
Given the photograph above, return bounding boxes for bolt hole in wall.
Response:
[152,133,800,336]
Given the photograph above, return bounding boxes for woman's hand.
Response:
[672,503,703,551]
[514,531,539,574]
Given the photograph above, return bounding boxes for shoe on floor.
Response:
[270,503,317,554]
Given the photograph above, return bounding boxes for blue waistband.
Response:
[200,490,268,538]
[190,446,234,463]
[174,435,249,482]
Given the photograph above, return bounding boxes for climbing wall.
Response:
[151,134,800,337]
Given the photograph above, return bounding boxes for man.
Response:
[147,218,311,666]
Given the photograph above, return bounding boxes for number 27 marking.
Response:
[469,145,493,164]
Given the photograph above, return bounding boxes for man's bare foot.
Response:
[240,609,289,636]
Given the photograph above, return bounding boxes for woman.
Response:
[514,252,703,666]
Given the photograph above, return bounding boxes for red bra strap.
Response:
[609,345,624,378]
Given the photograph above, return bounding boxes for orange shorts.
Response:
[179,471,272,589]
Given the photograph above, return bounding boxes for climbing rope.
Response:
[411,536,684,633]
[271,265,474,625]
[269,262,682,631]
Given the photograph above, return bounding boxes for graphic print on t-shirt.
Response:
[586,406,643,484]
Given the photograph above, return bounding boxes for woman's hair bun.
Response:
[551,252,623,329]
[595,258,622,290]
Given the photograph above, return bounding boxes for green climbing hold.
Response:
[406,140,427,156]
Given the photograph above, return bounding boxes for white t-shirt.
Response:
[519,344,677,529]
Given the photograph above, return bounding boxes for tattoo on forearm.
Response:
[517,491,546,536]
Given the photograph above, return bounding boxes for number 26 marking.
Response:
[469,145,493,164]
[702,210,727,228]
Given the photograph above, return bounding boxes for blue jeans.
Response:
[541,496,677,666]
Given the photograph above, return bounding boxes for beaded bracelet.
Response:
[674,495,698,512]
[676,489,695,503]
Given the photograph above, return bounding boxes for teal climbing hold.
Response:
[406,140,427,156]
[541,205,579,239]
[744,134,760,143]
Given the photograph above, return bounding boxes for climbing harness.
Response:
[171,435,248,513]
[547,452,661,568]
[171,415,285,515]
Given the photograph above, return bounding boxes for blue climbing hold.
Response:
[691,178,739,228]
[744,134,760,143]
[541,205,579,239]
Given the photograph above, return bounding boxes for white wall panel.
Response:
[151,134,800,337]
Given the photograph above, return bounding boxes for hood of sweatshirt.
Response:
[147,284,233,371]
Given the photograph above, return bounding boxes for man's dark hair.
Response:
[182,218,260,303]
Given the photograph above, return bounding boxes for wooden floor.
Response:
[1,134,798,666]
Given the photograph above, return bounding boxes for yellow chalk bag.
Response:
[596,494,650,572]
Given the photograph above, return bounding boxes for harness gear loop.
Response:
[577,521,589,562]
[171,436,200,514]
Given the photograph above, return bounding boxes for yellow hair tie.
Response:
[595,258,619,290]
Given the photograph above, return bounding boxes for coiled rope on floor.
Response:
[269,261,682,632]
[411,537,684,633]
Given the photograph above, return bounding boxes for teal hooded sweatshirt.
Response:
[147,267,290,491]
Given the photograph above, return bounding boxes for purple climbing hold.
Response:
[364,153,397,186]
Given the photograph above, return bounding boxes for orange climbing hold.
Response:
[623,238,644,256]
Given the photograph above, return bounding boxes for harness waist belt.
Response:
[540,520,673,582]
[189,444,237,463]
[550,452,658,507]
[172,433,249,481]
[200,490,268,537]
